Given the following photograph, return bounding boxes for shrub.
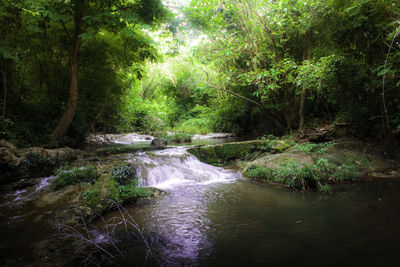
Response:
[52,166,98,190]
[82,186,102,208]
[21,152,56,172]
[108,179,152,205]
[112,164,136,185]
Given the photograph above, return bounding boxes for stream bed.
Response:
[1,138,400,266]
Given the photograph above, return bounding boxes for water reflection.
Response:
[131,178,400,266]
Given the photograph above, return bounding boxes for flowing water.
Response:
[1,140,400,266]
[113,147,400,266]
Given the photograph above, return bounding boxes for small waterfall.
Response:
[136,147,240,189]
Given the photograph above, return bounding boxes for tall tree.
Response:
[50,0,166,140]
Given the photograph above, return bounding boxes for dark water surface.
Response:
[119,175,400,266]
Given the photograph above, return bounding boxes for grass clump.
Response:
[52,165,98,190]
[244,161,323,191]
[172,117,213,134]
[156,131,193,143]
[244,157,360,192]
[293,142,334,154]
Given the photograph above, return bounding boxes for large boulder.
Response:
[0,140,20,166]
[188,140,292,166]
[0,140,21,182]
[19,147,81,165]
[1,140,83,183]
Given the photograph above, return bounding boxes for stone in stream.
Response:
[151,138,167,147]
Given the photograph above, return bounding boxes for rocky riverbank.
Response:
[0,140,85,183]
[188,133,400,191]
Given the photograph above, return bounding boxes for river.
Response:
[109,145,400,266]
[1,138,400,266]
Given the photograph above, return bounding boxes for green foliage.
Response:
[111,164,136,185]
[293,142,334,154]
[52,166,98,190]
[156,131,193,143]
[173,117,213,134]
[113,180,152,205]
[184,0,400,136]
[82,186,102,209]
[244,156,360,192]
[244,161,321,191]
[331,164,360,182]
[21,152,56,170]
[0,0,167,146]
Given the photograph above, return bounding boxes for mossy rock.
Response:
[243,152,313,172]
[241,139,400,192]
[188,140,291,166]
[94,144,166,156]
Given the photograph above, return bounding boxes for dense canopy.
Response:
[1,0,399,146]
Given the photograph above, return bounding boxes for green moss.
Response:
[188,140,292,166]
[52,165,98,190]
[271,142,292,153]
[188,145,219,165]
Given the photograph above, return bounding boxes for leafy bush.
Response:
[82,187,102,208]
[107,179,152,205]
[52,166,98,190]
[111,164,136,185]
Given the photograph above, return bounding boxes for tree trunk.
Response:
[298,84,306,133]
[1,65,6,118]
[299,31,312,133]
[51,12,82,141]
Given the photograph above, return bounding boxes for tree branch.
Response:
[200,67,261,106]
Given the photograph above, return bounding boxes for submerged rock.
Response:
[35,184,82,208]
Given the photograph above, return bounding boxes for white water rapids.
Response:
[136,147,241,189]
